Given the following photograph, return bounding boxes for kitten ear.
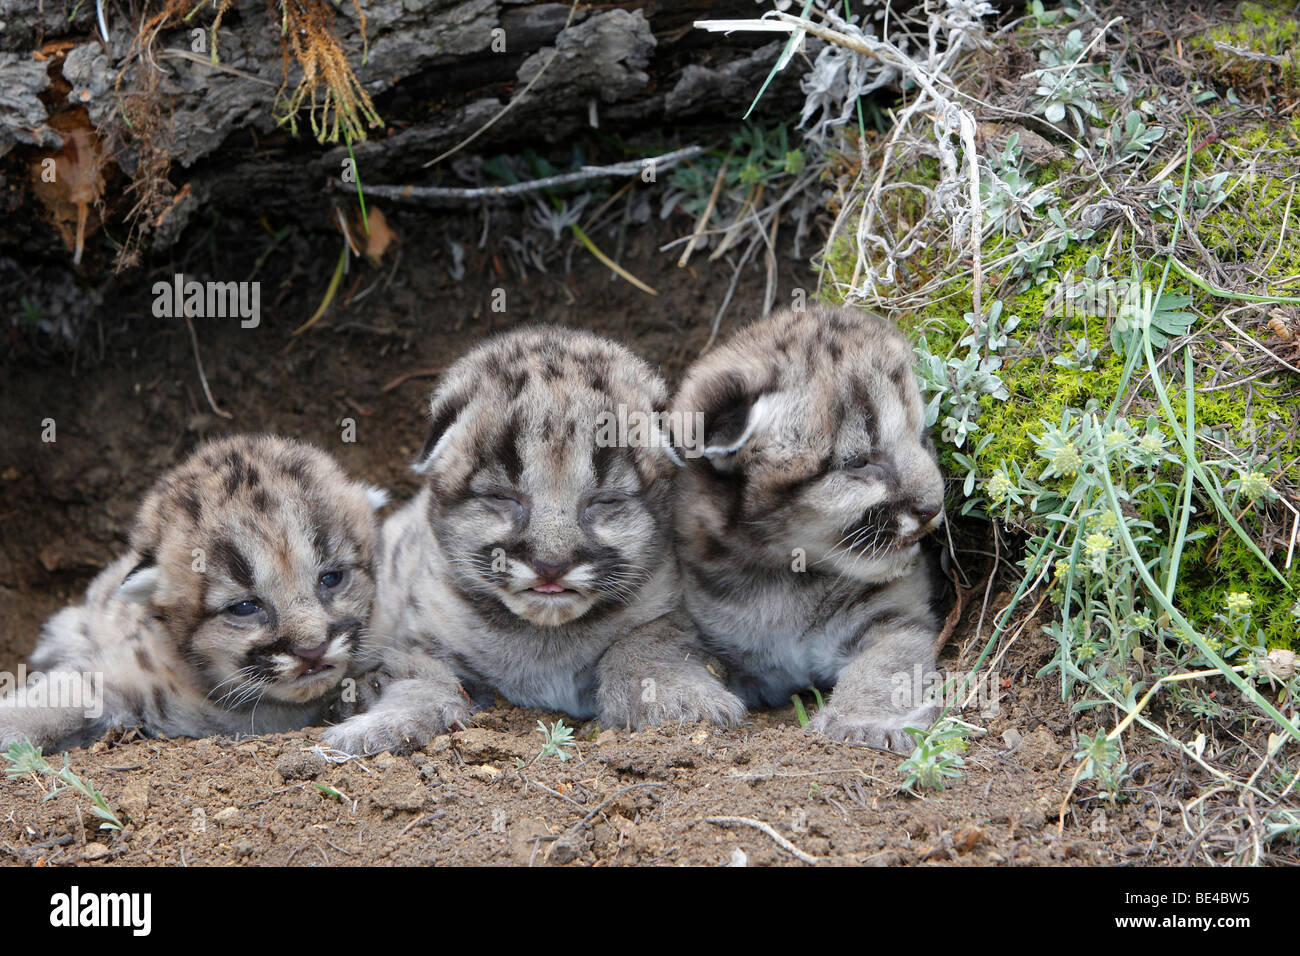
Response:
[364,485,390,510]
[117,557,161,605]
[682,374,780,472]
[413,391,470,475]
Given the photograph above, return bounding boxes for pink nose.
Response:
[531,561,572,583]
[292,642,327,663]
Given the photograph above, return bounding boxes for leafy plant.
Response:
[899,722,968,791]
[1074,732,1129,805]
[1030,29,1111,134]
[535,719,576,762]
[3,741,124,831]
[981,133,1053,236]
[1117,109,1166,156]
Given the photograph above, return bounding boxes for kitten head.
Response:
[413,326,678,628]
[673,306,944,583]
[119,435,386,707]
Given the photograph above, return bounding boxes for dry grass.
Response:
[108,0,380,268]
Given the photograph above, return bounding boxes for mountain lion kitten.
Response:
[672,305,946,751]
[325,326,744,755]
[0,435,385,753]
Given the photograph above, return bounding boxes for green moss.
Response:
[1177,532,1300,651]
[1199,126,1300,281]
[1193,2,1300,87]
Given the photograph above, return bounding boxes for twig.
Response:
[356,147,706,205]
[678,158,729,268]
[183,314,233,419]
[423,0,581,168]
[573,782,666,831]
[381,367,443,393]
[705,815,819,865]
[159,48,278,87]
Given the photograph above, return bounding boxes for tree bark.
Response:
[0,0,810,265]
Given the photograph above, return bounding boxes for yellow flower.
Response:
[1052,441,1082,476]
[987,470,1014,504]
[1224,591,1253,615]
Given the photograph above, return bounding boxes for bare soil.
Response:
[0,209,1194,866]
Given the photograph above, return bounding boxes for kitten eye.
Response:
[582,493,630,522]
[844,457,888,482]
[319,570,347,590]
[226,600,261,617]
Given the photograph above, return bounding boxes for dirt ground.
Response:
[0,204,1204,866]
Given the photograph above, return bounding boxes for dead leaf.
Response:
[954,824,985,854]
[31,111,105,265]
[355,205,399,266]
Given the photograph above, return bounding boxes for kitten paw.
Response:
[600,672,746,730]
[321,693,469,755]
[807,701,939,752]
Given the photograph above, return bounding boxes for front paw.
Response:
[807,701,939,752]
[321,696,469,755]
[599,671,746,730]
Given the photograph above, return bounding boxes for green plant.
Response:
[1030,29,1112,134]
[790,686,825,728]
[981,133,1054,236]
[898,721,967,792]
[1074,732,1129,805]
[3,741,124,831]
[535,719,576,762]
[1116,109,1166,156]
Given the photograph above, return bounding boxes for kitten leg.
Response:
[596,614,746,730]
[0,672,106,754]
[807,617,940,752]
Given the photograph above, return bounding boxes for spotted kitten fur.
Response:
[326,326,744,755]
[0,435,385,753]
[672,306,947,751]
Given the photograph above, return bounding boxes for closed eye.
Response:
[582,492,633,521]
[477,491,528,522]
[844,457,888,482]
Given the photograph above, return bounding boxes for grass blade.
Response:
[1095,422,1300,746]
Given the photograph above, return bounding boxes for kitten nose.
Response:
[911,504,941,527]
[292,642,328,663]
[531,560,573,582]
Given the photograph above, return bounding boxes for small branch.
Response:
[423,0,582,169]
[183,315,233,419]
[342,147,706,205]
[706,815,819,865]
